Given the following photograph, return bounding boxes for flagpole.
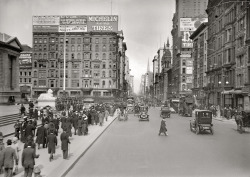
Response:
[63,16,66,96]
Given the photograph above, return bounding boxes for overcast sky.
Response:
[0,0,175,94]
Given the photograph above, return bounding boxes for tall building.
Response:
[171,0,208,98]
[19,45,32,101]
[190,22,208,107]
[0,33,22,103]
[206,1,250,110]
[32,15,127,102]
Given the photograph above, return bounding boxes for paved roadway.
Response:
[67,107,250,177]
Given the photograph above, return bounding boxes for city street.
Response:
[67,108,250,177]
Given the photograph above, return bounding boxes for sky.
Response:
[0,0,175,94]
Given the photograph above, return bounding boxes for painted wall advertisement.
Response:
[180,18,208,31]
[19,52,32,67]
[186,76,192,83]
[87,15,118,32]
[33,15,118,32]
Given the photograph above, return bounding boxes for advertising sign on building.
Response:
[186,67,193,74]
[87,15,118,32]
[19,52,32,68]
[59,25,87,32]
[60,16,87,25]
[33,25,59,32]
[182,42,193,48]
[186,60,193,66]
[180,18,208,31]
[33,16,60,26]
[181,31,193,42]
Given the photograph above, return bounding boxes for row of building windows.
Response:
[33,44,116,52]
[20,71,32,76]
[34,79,115,88]
[33,52,117,60]
[20,78,32,83]
[34,37,116,44]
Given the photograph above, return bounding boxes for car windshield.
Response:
[199,112,211,118]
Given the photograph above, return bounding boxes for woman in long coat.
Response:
[47,130,57,161]
[36,124,47,149]
[158,118,168,136]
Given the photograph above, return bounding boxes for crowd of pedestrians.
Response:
[0,99,122,177]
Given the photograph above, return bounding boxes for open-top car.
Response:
[160,106,171,118]
[190,110,213,135]
[139,106,149,121]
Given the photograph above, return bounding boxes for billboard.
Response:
[59,25,87,32]
[19,52,32,68]
[182,42,193,48]
[180,18,208,31]
[87,15,118,32]
[33,16,60,25]
[33,15,118,32]
[186,67,193,74]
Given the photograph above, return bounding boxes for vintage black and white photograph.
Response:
[0,0,250,176]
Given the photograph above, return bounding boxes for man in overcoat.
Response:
[46,130,57,161]
[158,118,168,136]
[36,124,47,149]
[0,139,18,177]
[72,112,79,135]
[60,129,70,159]
[25,120,35,140]
[22,141,39,177]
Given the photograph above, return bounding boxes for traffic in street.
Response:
[68,107,250,177]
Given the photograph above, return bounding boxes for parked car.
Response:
[190,110,213,135]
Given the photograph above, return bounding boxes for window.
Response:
[103,38,107,43]
[103,64,106,68]
[95,53,99,59]
[182,68,186,74]
[72,70,79,78]
[38,62,46,68]
[71,80,79,87]
[38,80,46,86]
[109,70,112,77]
[77,45,81,52]
[39,38,42,43]
[102,45,106,52]
[34,80,37,86]
[44,53,47,59]
[103,53,106,60]
[50,80,54,87]
[85,62,89,68]
[44,38,47,43]
[71,38,75,44]
[95,45,99,51]
[72,62,79,69]
[77,53,81,59]
[77,38,81,44]
[102,71,106,77]
[102,80,105,88]
[182,84,186,91]
[71,53,75,59]
[39,45,42,51]
[34,62,37,68]
[94,64,100,69]
[95,38,99,43]
[182,76,186,82]
[84,80,88,88]
[109,80,112,88]
[20,78,22,83]
[71,45,75,52]
[93,91,101,96]
[34,38,38,44]
[182,60,186,66]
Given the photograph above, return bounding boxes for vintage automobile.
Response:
[235,110,250,134]
[139,106,149,121]
[190,110,213,135]
[160,107,171,118]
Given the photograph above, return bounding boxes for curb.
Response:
[61,115,117,177]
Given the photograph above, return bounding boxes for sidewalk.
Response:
[2,115,117,177]
[0,104,30,116]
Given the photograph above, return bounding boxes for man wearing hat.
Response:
[46,130,57,161]
[60,128,70,159]
[0,139,18,177]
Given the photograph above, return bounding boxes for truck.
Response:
[179,94,193,117]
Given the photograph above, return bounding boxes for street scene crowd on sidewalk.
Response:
[0,99,126,177]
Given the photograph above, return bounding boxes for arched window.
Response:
[34,53,38,59]
[77,53,81,59]
[44,53,47,59]
[39,53,42,59]
[182,84,186,91]
[34,61,37,68]
[102,71,105,77]
[34,71,37,77]
[95,45,99,51]
[71,45,75,52]
[102,53,106,60]
[102,80,105,88]
[34,45,38,51]
[77,45,81,52]
[39,45,42,51]
[102,45,106,51]
[34,80,37,86]
[95,53,99,59]
[43,45,47,51]
[109,53,112,59]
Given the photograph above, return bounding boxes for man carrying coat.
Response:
[22,141,39,177]
[60,128,70,159]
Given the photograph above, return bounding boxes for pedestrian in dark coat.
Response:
[64,119,72,137]
[159,118,168,136]
[60,113,67,129]
[21,141,39,177]
[46,130,57,161]
[33,107,38,120]
[60,129,70,159]
[0,139,18,177]
[36,124,47,149]
[25,120,35,139]
[82,116,88,135]
[72,112,79,135]
[77,117,83,136]
[14,120,21,140]
[20,104,26,117]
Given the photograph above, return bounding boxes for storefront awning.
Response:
[229,90,248,95]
